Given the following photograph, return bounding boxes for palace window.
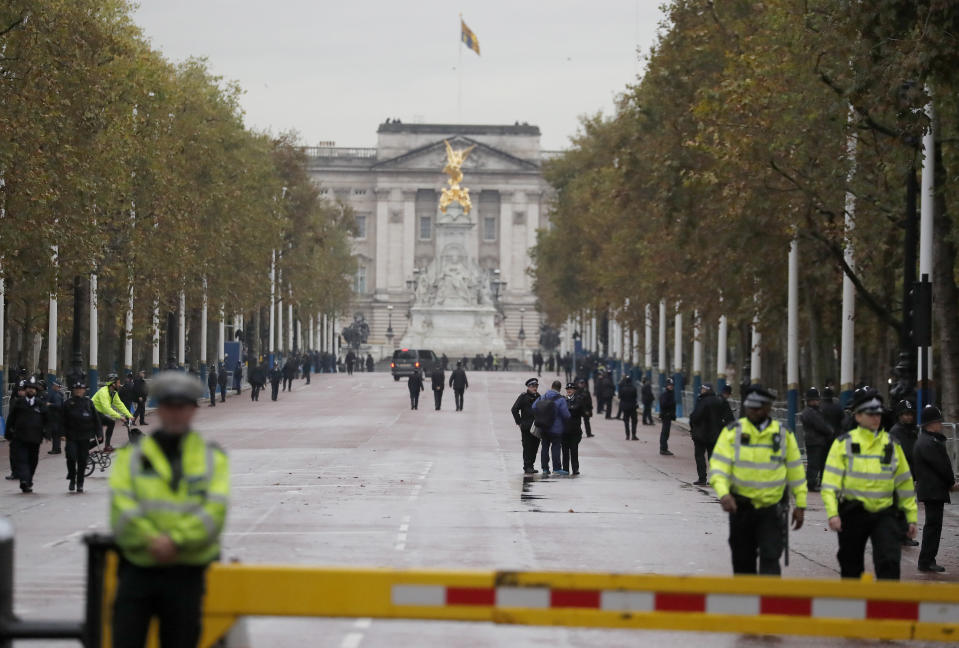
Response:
[484,216,497,241]
[419,216,432,240]
[353,213,367,239]
[354,266,367,294]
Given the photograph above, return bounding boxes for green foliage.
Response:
[0,0,354,365]
[533,0,959,389]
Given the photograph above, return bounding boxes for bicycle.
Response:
[85,434,112,477]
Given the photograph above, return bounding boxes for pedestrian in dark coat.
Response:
[6,377,50,492]
[430,367,445,410]
[346,351,357,376]
[913,406,957,572]
[206,366,218,407]
[820,387,844,437]
[619,378,639,440]
[511,378,540,474]
[597,372,615,419]
[60,381,101,493]
[577,378,594,437]
[269,366,282,401]
[408,370,425,410]
[449,362,469,411]
[133,371,148,425]
[250,364,266,401]
[217,364,228,402]
[658,379,676,455]
[641,379,655,425]
[689,384,728,484]
[800,388,835,491]
[46,381,65,454]
[365,354,375,373]
[532,380,571,474]
[282,359,295,391]
[563,383,585,474]
[889,400,920,548]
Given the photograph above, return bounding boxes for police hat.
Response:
[822,387,835,399]
[806,387,821,400]
[920,405,943,426]
[24,376,40,391]
[71,380,87,390]
[149,371,205,406]
[851,387,883,414]
[565,382,576,390]
[525,378,539,387]
[897,399,915,414]
[16,380,26,389]
[666,378,674,386]
[701,383,713,393]
[743,385,775,408]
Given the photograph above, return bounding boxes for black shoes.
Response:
[631,435,638,440]
[76,486,84,494]
[919,563,945,573]
[68,479,76,492]
[660,449,674,456]
[693,479,708,486]
[903,539,920,547]
[48,449,61,455]
[20,483,32,493]
[5,474,17,481]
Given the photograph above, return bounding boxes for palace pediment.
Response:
[372,136,540,174]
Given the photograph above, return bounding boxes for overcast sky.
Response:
[131,1,666,151]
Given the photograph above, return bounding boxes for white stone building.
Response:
[305,122,556,360]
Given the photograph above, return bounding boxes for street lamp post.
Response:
[518,307,526,363]
[386,305,394,347]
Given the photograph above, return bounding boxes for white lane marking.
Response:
[398,523,409,532]
[394,542,406,551]
[354,618,372,630]
[340,631,364,648]
[402,515,411,524]
[396,532,407,542]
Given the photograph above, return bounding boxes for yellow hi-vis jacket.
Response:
[109,431,229,567]
[709,418,808,509]
[92,385,132,420]
[821,426,917,524]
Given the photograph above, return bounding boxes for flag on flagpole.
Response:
[461,18,480,56]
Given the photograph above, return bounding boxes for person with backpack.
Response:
[532,380,571,475]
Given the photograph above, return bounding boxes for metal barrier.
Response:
[3,526,959,647]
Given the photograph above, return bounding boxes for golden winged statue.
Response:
[439,140,476,215]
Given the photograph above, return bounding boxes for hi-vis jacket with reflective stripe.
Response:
[109,431,229,567]
[821,426,917,524]
[92,385,132,421]
[709,418,808,509]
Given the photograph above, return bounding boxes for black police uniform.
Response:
[619,380,639,439]
[207,368,218,407]
[430,368,445,410]
[269,368,282,401]
[510,386,539,473]
[6,393,50,492]
[563,389,586,474]
[61,393,102,491]
[449,366,468,411]
[408,371,424,410]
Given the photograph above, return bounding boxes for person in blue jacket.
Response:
[533,380,571,475]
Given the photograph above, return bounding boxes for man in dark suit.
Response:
[689,384,731,485]
[430,366,445,411]
[449,361,469,411]
[659,379,676,456]
[913,406,957,573]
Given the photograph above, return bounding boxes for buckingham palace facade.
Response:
[305,121,556,360]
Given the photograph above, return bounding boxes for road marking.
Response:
[394,542,406,551]
[340,631,364,648]
[399,523,409,532]
[354,618,372,630]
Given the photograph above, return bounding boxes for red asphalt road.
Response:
[1,371,956,647]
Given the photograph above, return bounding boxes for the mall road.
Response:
[2,371,956,647]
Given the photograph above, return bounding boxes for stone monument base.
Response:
[399,304,506,356]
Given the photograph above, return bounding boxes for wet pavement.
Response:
[2,371,957,647]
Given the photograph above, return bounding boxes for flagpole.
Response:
[457,12,463,122]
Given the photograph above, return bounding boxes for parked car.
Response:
[391,349,437,381]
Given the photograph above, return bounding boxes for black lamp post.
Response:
[386,305,394,346]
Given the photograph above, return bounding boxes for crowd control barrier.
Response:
[1,524,958,647]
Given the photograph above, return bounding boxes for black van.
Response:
[391,349,438,381]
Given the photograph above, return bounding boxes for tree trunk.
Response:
[932,144,959,419]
